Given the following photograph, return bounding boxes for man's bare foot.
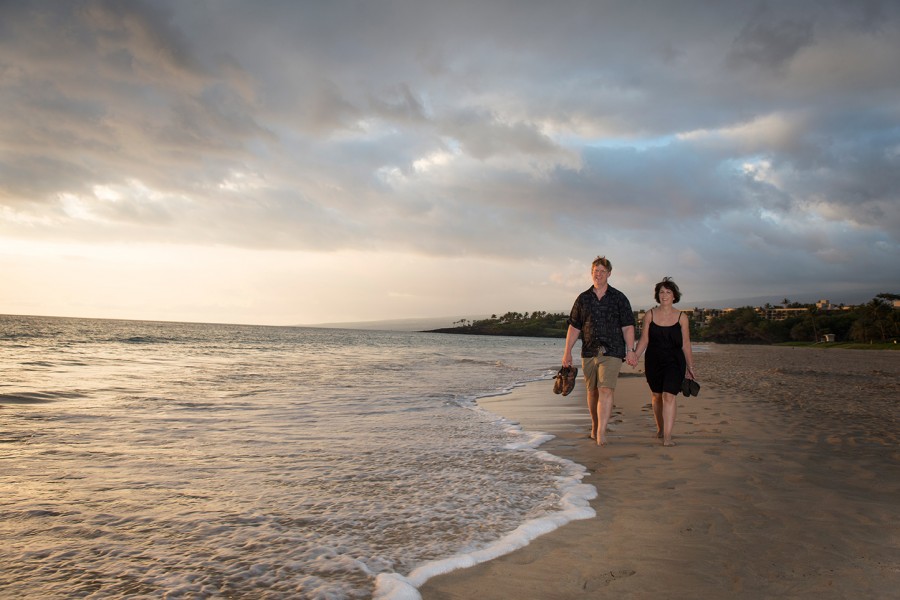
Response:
[656,430,663,439]
[663,439,676,447]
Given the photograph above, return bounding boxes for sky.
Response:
[1,0,899,326]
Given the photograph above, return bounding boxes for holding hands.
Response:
[626,349,639,368]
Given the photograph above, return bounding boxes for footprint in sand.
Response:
[588,569,636,588]
[663,478,687,489]
[610,453,640,462]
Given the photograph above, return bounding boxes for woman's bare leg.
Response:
[651,392,664,438]
[662,391,677,446]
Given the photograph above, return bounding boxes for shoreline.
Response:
[419,345,900,599]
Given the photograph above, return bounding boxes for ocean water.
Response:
[0,315,595,599]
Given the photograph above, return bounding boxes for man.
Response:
[562,256,636,446]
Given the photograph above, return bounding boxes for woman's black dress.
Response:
[644,312,686,395]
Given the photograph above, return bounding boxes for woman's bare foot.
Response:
[663,439,676,447]
[597,435,608,447]
[656,430,663,439]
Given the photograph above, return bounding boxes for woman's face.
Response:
[658,286,675,304]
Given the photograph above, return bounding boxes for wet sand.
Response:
[420,345,900,599]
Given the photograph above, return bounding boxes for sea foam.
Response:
[1,315,588,599]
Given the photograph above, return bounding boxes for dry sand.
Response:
[420,345,900,599]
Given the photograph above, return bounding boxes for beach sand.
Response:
[420,345,900,599]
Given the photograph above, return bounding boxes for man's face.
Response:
[591,264,610,288]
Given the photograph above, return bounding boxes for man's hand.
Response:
[625,350,638,367]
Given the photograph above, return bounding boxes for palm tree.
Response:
[807,306,819,342]
[850,297,895,342]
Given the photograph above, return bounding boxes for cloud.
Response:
[727,5,815,71]
[1,0,898,323]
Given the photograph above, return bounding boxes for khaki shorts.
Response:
[582,355,623,390]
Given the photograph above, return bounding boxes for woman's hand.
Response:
[626,350,638,367]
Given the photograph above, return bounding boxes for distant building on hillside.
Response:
[815,299,853,311]
[758,306,808,321]
[691,307,730,324]
[752,300,856,321]
[650,299,867,330]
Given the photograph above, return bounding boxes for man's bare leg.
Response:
[662,391,677,446]
[597,387,614,446]
[587,387,599,440]
[651,392,664,438]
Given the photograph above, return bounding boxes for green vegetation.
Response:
[698,293,899,345]
[427,293,900,347]
[427,311,570,337]
[776,341,900,350]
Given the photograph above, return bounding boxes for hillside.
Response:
[425,311,569,338]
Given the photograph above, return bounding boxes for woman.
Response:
[633,277,696,446]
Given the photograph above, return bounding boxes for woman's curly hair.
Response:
[654,277,682,303]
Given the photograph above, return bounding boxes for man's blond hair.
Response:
[591,256,612,272]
